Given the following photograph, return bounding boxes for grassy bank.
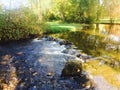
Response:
[44,21,83,34]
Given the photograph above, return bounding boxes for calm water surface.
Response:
[51,24,120,69]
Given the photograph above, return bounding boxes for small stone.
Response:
[62,49,69,54]
[76,54,81,57]
[33,72,38,76]
[25,78,28,81]
[42,81,46,84]
[77,69,80,72]
[69,49,76,55]
[20,83,25,87]
[34,86,37,88]
[47,72,53,76]
[73,46,77,49]
[17,52,23,55]
[65,45,71,49]
[59,41,64,45]
[29,68,32,71]
[47,81,51,84]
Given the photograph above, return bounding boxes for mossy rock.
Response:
[61,60,82,77]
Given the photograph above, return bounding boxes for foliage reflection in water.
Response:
[50,28,120,70]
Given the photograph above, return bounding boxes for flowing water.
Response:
[0,37,87,90]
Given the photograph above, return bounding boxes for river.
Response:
[0,37,94,90]
[0,24,120,90]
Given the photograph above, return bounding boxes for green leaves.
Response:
[46,0,102,24]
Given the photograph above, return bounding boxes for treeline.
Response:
[46,0,100,24]
[45,0,120,24]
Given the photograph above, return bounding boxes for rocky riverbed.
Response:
[0,36,117,90]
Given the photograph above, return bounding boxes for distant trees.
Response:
[46,0,102,24]
[102,0,120,23]
[28,0,52,22]
[77,0,100,23]
[46,0,120,24]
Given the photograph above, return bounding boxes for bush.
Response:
[61,60,82,77]
[0,8,42,42]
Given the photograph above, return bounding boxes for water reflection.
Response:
[51,25,120,69]
[99,24,120,42]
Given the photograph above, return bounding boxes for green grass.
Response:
[45,19,120,34]
[45,21,83,34]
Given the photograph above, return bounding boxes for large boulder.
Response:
[61,60,82,77]
[61,60,96,89]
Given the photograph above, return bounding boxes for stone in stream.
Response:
[68,49,77,55]
[62,49,79,55]
[61,60,96,89]
[44,36,54,41]
[16,52,23,56]
[59,40,73,46]
[76,53,92,62]
[62,49,69,54]
[65,45,72,49]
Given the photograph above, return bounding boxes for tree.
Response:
[102,0,120,22]
[101,0,120,33]
[28,0,52,22]
[47,0,102,24]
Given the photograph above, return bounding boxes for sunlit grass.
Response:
[46,22,82,33]
[83,60,120,88]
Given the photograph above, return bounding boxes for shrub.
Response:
[0,8,42,42]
